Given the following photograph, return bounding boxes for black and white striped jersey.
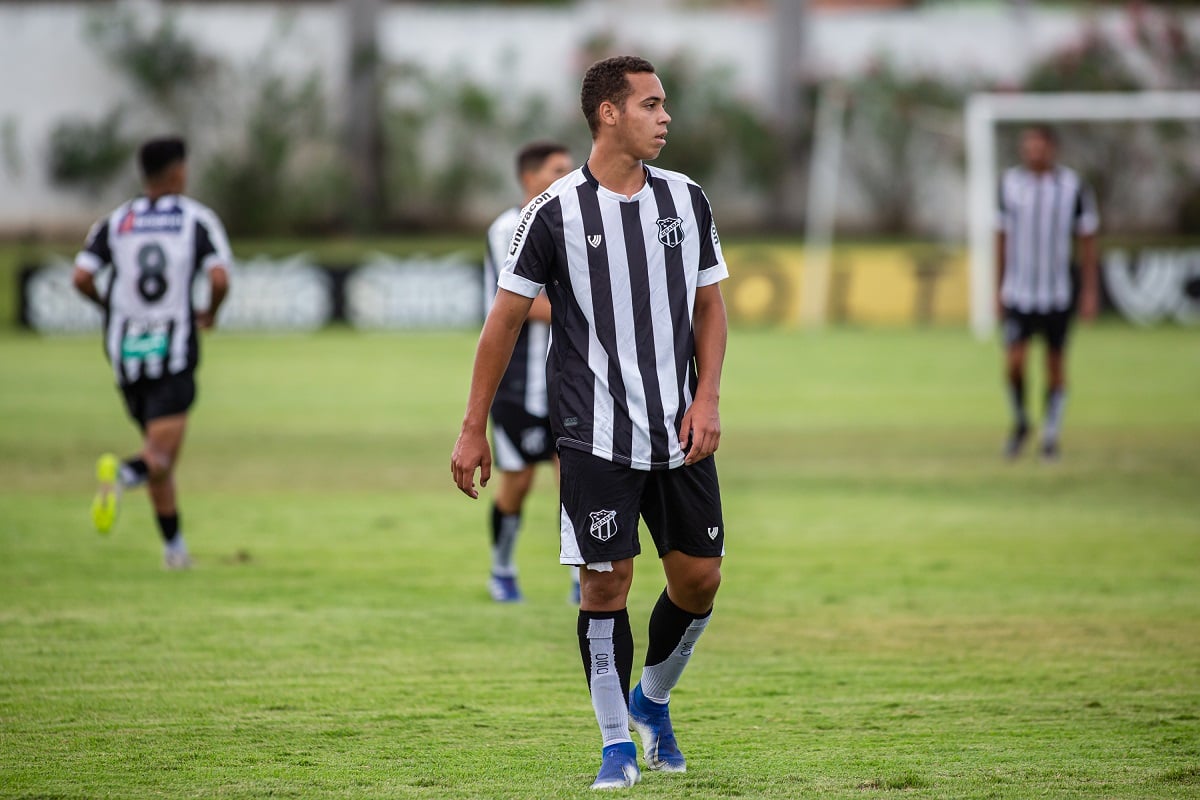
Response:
[498,163,728,471]
[484,206,550,417]
[997,165,1099,313]
[76,194,232,387]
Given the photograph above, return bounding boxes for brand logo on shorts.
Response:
[587,234,602,249]
[589,510,618,542]
[657,217,684,248]
[707,526,720,540]
[521,426,546,454]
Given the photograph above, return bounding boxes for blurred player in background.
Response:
[482,141,577,603]
[996,124,1099,461]
[453,56,728,790]
[73,136,231,568]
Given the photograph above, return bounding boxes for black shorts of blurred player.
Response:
[558,448,725,569]
[1002,307,1073,353]
[491,403,555,472]
[121,370,197,432]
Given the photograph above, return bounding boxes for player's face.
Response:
[617,72,671,161]
[525,152,574,196]
[1020,130,1055,172]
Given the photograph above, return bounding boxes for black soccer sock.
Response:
[1007,374,1028,429]
[120,456,150,489]
[156,512,180,545]
[490,503,521,577]
[640,589,712,703]
[578,608,634,746]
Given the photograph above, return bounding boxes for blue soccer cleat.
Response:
[488,573,523,603]
[628,683,686,772]
[591,741,640,790]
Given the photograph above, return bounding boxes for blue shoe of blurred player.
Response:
[569,578,581,606]
[628,683,686,772]
[91,453,121,535]
[488,573,522,603]
[590,741,640,790]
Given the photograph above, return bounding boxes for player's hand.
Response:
[195,309,216,330]
[679,395,721,466]
[451,427,492,499]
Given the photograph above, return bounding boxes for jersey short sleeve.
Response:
[76,219,113,274]
[1074,183,1100,236]
[693,188,729,288]
[996,173,1012,233]
[195,208,233,273]
[497,193,557,299]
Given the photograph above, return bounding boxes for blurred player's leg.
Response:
[489,466,535,602]
[143,413,191,569]
[1042,341,1069,461]
[1003,324,1031,459]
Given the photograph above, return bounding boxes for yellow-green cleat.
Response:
[91,453,121,535]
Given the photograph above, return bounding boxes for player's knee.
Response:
[690,564,722,602]
[144,448,174,480]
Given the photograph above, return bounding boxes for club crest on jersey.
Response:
[589,510,618,542]
[587,234,602,249]
[657,217,684,248]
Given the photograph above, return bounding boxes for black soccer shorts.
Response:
[1002,307,1073,353]
[120,370,196,431]
[490,402,555,471]
[558,447,725,567]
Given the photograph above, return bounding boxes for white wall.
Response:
[0,0,1187,236]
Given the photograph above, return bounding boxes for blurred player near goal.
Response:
[453,56,728,790]
[73,136,231,568]
[482,141,577,603]
[996,124,1099,461]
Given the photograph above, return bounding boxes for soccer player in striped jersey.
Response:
[483,141,576,603]
[996,125,1099,460]
[73,137,231,568]
[453,56,728,789]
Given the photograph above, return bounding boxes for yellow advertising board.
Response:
[722,244,969,327]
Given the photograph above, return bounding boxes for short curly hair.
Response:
[580,56,657,137]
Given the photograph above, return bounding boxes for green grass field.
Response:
[1,323,1198,799]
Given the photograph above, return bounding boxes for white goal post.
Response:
[964,91,1200,339]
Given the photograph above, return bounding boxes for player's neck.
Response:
[143,180,184,202]
[586,145,646,199]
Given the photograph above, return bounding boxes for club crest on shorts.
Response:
[589,510,618,542]
[657,217,683,248]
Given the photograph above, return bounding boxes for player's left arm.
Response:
[1077,233,1099,321]
[681,283,727,465]
[1075,183,1101,322]
[195,213,233,330]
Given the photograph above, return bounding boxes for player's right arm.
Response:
[451,288,535,498]
[453,198,556,497]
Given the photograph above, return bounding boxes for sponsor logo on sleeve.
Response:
[509,191,552,257]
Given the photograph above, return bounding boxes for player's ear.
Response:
[598,99,619,129]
